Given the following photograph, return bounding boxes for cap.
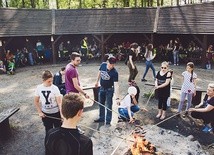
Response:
[108,56,117,64]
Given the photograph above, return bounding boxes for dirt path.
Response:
[0,61,214,155]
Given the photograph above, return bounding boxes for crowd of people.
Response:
[32,44,213,154]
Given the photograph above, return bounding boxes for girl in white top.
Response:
[34,70,62,133]
[178,62,197,115]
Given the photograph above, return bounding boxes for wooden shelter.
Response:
[0,2,214,65]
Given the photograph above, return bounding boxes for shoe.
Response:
[94,118,104,123]
[141,79,147,82]
[182,111,188,117]
[106,122,111,125]
[208,127,213,133]
[160,115,166,120]
[202,125,211,133]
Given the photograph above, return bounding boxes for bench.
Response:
[0,107,20,140]
[145,83,206,105]
[82,85,100,102]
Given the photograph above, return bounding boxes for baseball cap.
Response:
[108,56,117,64]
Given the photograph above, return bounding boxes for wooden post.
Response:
[201,34,207,69]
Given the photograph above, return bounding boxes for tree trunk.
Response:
[30,0,36,8]
[79,0,82,8]
[22,0,25,8]
[176,0,179,5]
[161,0,164,6]
[123,0,129,7]
[5,0,8,7]
[56,0,59,9]
[0,0,3,7]
[157,0,160,6]
[68,0,71,9]
[134,0,137,7]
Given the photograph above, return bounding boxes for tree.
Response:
[30,0,36,8]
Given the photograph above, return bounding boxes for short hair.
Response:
[62,93,84,119]
[187,62,194,68]
[70,52,81,61]
[161,61,169,67]
[61,67,65,71]
[42,70,53,81]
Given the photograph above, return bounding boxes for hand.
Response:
[129,118,135,123]
[188,108,195,112]
[155,85,159,89]
[132,66,135,69]
[38,112,45,118]
[193,91,196,97]
[141,107,148,112]
[95,82,99,87]
[85,94,90,99]
[195,105,200,108]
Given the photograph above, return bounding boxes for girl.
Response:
[141,44,156,82]
[178,62,197,116]
[155,61,172,120]
[34,70,62,133]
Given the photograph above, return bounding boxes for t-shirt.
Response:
[119,94,131,109]
[99,62,118,88]
[35,84,61,114]
[128,49,137,62]
[45,127,93,155]
[156,71,171,98]
[181,71,197,94]
[65,63,80,94]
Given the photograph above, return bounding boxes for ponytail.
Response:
[190,70,193,82]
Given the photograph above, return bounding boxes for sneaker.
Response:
[106,122,111,125]
[202,125,211,133]
[94,118,104,123]
[141,79,147,82]
[208,127,213,133]
[182,111,188,117]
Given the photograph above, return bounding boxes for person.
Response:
[166,40,174,65]
[65,52,89,134]
[127,43,139,83]
[53,67,66,96]
[141,44,156,82]
[189,83,214,133]
[36,40,44,64]
[45,93,93,155]
[177,62,197,116]
[94,56,120,125]
[118,81,145,123]
[173,38,180,66]
[155,61,172,120]
[80,36,88,63]
[34,70,62,133]
[65,52,89,98]
[0,60,6,74]
[167,69,174,109]
[206,45,213,70]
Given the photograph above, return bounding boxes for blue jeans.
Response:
[142,60,156,79]
[98,87,114,123]
[118,105,140,120]
[173,50,179,65]
[178,92,193,112]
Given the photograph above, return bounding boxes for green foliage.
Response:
[143,91,155,99]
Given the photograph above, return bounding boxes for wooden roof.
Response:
[0,8,51,37]
[55,8,156,35]
[157,2,214,34]
[0,2,214,37]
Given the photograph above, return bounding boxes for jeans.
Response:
[173,50,179,65]
[142,60,156,79]
[42,112,61,133]
[98,87,114,123]
[178,92,193,113]
[118,105,140,120]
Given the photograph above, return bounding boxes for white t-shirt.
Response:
[35,84,61,114]
[119,94,131,109]
[181,71,197,94]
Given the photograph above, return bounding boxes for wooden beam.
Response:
[153,7,160,33]
[52,35,61,64]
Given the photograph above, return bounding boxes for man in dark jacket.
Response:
[53,67,66,95]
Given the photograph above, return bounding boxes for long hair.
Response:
[187,62,194,82]
[145,44,153,58]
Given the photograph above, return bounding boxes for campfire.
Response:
[125,126,158,155]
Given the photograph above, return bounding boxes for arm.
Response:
[95,71,101,87]
[189,104,214,112]
[72,77,89,98]
[127,106,134,123]
[56,95,62,116]
[129,55,135,69]
[34,96,45,118]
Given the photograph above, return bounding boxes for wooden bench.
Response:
[145,83,206,105]
[0,107,20,140]
[82,85,100,102]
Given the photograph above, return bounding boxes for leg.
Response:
[142,61,150,80]
[160,96,168,120]
[105,88,114,124]
[127,61,133,82]
[98,88,106,121]
[52,112,62,128]
[186,93,193,111]
[118,108,130,120]
[131,105,140,113]
[178,92,186,113]
[132,64,138,81]
[173,51,176,65]
[42,116,53,133]
[156,97,163,118]
[150,63,156,79]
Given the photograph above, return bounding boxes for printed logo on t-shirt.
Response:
[100,71,110,80]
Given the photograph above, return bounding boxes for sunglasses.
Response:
[161,67,167,69]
